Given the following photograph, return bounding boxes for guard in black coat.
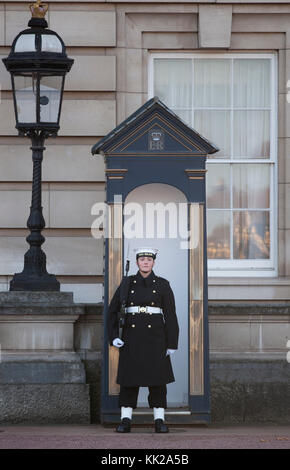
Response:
[108,247,179,433]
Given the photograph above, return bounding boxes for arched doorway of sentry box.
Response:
[124,183,188,411]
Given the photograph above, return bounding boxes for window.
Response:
[149,53,277,276]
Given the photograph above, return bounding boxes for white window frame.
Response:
[148,52,278,277]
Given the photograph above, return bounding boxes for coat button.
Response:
[131,290,134,293]
[130,302,134,305]
[148,325,151,328]
[153,280,156,283]
[132,324,135,328]
[151,302,155,305]
[153,290,156,293]
[133,280,136,283]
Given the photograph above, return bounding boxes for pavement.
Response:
[0,424,289,449]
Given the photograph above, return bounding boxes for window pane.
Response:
[234,59,271,108]
[172,109,192,126]
[207,211,231,259]
[194,59,231,107]
[195,110,230,157]
[233,211,270,259]
[154,59,192,108]
[206,164,230,208]
[233,110,270,158]
[233,164,270,209]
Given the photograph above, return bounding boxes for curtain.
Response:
[194,58,231,107]
[154,59,192,109]
[233,164,270,209]
[233,58,271,108]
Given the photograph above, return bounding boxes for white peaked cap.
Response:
[135,247,158,259]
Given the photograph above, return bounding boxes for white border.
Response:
[148,52,278,277]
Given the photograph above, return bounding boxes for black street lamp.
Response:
[2,1,74,291]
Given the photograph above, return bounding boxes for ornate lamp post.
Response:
[2,1,74,291]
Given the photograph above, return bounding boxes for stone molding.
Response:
[198,5,232,48]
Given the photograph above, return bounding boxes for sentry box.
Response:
[91,97,218,425]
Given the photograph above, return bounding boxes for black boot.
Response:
[116,418,131,433]
[155,419,169,433]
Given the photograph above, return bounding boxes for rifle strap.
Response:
[119,275,130,306]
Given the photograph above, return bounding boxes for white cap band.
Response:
[135,247,158,259]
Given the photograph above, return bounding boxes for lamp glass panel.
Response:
[41,34,63,53]
[14,34,36,53]
[14,74,37,123]
[39,75,63,123]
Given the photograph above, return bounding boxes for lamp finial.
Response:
[29,0,48,19]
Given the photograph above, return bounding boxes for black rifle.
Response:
[118,258,130,338]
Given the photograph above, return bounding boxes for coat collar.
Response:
[135,269,156,287]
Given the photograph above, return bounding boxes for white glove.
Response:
[166,349,176,356]
[113,338,124,348]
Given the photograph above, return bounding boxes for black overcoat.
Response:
[107,270,179,387]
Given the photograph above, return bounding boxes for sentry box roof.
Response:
[91,97,219,157]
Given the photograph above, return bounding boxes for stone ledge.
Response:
[0,384,90,424]
[0,291,74,305]
[0,291,86,316]
[0,305,83,316]
[1,351,87,362]
[210,357,290,383]
[209,302,290,316]
[0,306,84,315]
[210,352,287,360]
[0,293,86,350]
[0,360,86,384]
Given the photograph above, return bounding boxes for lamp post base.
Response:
[10,273,60,291]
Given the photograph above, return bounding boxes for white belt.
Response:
[125,306,163,314]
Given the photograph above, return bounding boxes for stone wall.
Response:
[209,303,290,423]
